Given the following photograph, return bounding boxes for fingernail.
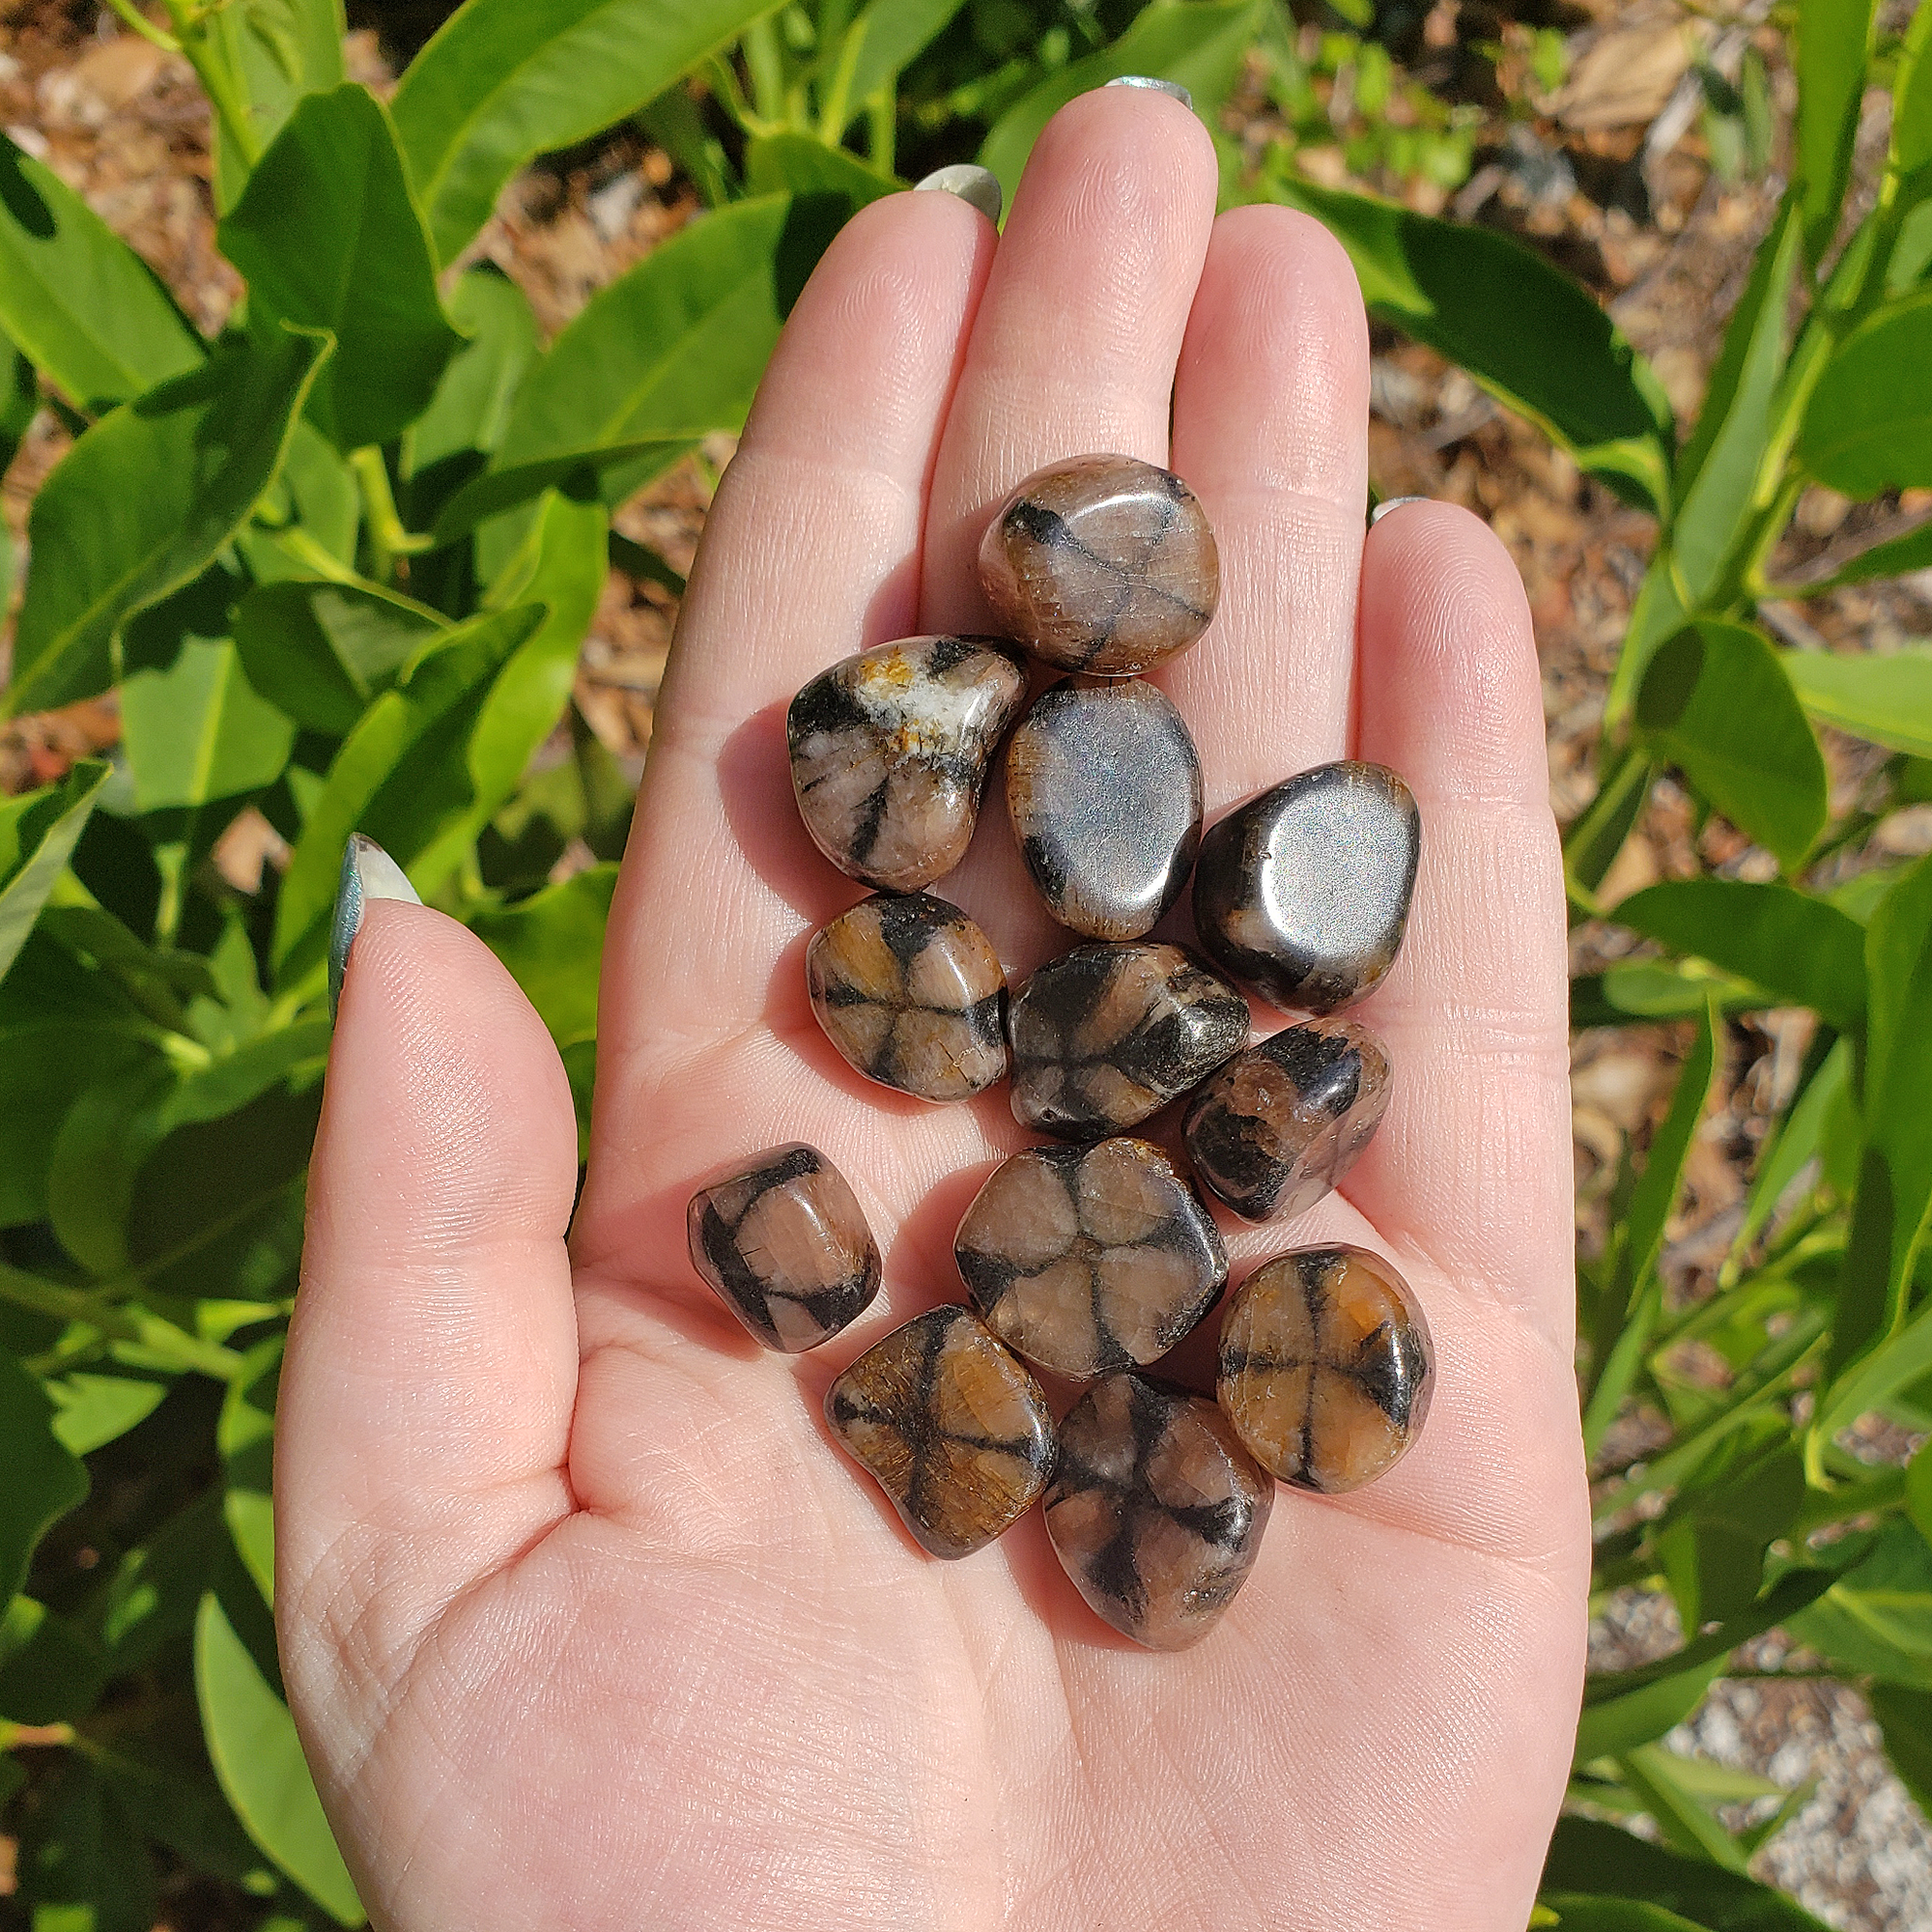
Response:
[1103,75,1193,110]
[1369,496,1432,526]
[329,834,420,1018]
[913,162,1002,224]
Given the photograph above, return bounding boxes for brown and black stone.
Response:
[1217,1246,1434,1493]
[1045,1373,1273,1650]
[686,1144,880,1351]
[1005,678,1203,940]
[954,1138,1227,1380]
[977,454,1220,676]
[806,892,1008,1101]
[1192,762,1421,1015]
[788,636,1028,894]
[1009,942,1249,1140]
[825,1305,1056,1559]
[1182,1018,1392,1223]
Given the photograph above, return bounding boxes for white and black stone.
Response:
[1005,678,1203,940]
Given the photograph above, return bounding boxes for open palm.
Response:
[279,87,1588,1931]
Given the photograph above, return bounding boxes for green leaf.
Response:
[1617,1744,1751,1871]
[14,1755,156,1932]
[1576,1653,1728,1764]
[1798,290,1932,496]
[0,760,110,985]
[0,1352,89,1602]
[1778,646,1932,759]
[390,0,782,266]
[1634,623,1829,872]
[1891,0,1932,185]
[470,862,616,1048]
[431,436,693,544]
[234,581,446,737]
[1537,1903,1712,1932]
[1611,880,1866,1028]
[1737,1036,1853,1254]
[206,0,348,211]
[744,130,902,204]
[121,636,297,814]
[979,1,1263,206]
[827,0,967,116]
[1655,1445,1804,1633]
[0,322,34,469]
[1868,1682,1932,1814]
[1788,1519,1932,1686]
[44,1371,167,1455]
[221,1336,281,1605]
[0,130,203,412]
[195,1591,364,1924]
[1793,0,1876,265]
[6,328,331,717]
[219,85,461,453]
[1784,520,1932,594]
[1266,174,1672,516]
[243,418,360,583]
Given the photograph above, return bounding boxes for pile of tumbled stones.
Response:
[685,454,1432,1653]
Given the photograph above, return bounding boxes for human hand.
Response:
[279,84,1588,1931]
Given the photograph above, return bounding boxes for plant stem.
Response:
[350,446,433,582]
[866,87,895,174]
[743,17,786,124]
[102,0,180,53]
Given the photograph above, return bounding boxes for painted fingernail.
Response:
[1369,496,1433,526]
[329,833,420,1018]
[1103,75,1194,109]
[914,162,1002,224]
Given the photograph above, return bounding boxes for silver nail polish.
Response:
[1369,496,1432,526]
[1103,75,1194,110]
[913,162,1002,224]
[329,833,421,1016]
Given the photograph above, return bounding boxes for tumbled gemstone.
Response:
[1005,678,1203,939]
[1192,762,1420,1015]
[1217,1246,1434,1493]
[954,1138,1227,1380]
[1182,1019,1392,1223]
[1009,942,1248,1140]
[686,1144,880,1351]
[825,1305,1056,1558]
[978,454,1220,675]
[788,636,1029,893]
[1046,1373,1272,1650]
[806,892,1008,1101]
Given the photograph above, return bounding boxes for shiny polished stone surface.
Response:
[954,1138,1226,1380]
[1217,1246,1434,1493]
[1005,678,1202,939]
[687,1144,880,1350]
[1192,762,1420,1016]
[788,636,1028,894]
[1009,943,1248,1140]
[807,893,1008,1101]
[978,454,1219,676]
[825,1305,1055,1558]
[1045,1373,1272,1650]
[1182,1019,1392,1224]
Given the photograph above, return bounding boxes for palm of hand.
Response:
[279,91,1588,1932]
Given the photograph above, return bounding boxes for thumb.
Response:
[277,838,581,1696]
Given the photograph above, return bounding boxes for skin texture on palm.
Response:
[278,89,1589,1932]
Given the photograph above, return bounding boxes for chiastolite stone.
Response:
[686,1144,880,1351]
[1192,761,1420,1016]
[806,892,1008,1101]
[1217,1246,1434,1494]
[1182,1018,1392,1224]
[1045,1374,1273,1650]
[977,454,1220,675]
[787,636,1028,893]
[825,1305,1056,1558]
[1005,677,1203,939]
[953,1138,1227,1380]
[1009,942,1249,1140]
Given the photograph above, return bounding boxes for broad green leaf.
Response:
[1543,1819,1835,1931]
[221,1337,281,1605]
[195,1591,365,1924]
[6,328,330,717]
[242,417,360,582]
[1798,290,1932,495]
[45,1372,167,1456]
[206,0,348,211]
[0,321,34,468]
[1619,1745,1751,1870]
[1571,957,1768,1029]
[0,130,203,411]
[1575,1653,1726,1763]
[0,760,110,985]
[1891,1,1932,189]
[1793,0,1876,264]
[391,0,782,265]
[1267,174,1672,516]
[121,636,297,813]
[1779,645,1932,759]
[828,0,967,118]
[470,862,616,1049]
[273,603,547,976]
[1611,880,1865,1028]
[1537,1903,1712,1932]
[1655,1445,1804,1633]
[1737,1037,1853,1254]
[1869,1682,1932,1815]
[744,130,902,203]
[0,1352,89,1602]
[432,437,692,543]
[234,581,446,737]
[14,1755,156,1932]
[219,85,461,452]
[980,2,1262,205]
[1788,1519,1932,1686]
[1635,623,1829,872]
